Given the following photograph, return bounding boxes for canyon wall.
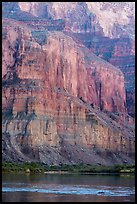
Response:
[3,2,134,37]
[65,32,135,117]
[2,19,135,165]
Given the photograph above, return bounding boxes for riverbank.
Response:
[2,162,135,174]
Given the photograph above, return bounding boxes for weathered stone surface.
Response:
[17,2,135,39]
[65,32,135,117]
[3,2,135,117]
[2,19,135,165]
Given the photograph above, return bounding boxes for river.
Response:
[2,173,135,202]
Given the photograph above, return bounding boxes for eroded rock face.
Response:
[2,19,135,165]
[18,2,135,39]
[3,3,135,117]
[65,32,135,117]
[86,2,135,39]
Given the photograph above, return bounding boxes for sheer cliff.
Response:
[2,18,134,165]
[3,2,135,39]
[2,2,135,117]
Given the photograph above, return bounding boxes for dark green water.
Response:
[2,173,135,202]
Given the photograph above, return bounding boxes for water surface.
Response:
[2,173,135,202]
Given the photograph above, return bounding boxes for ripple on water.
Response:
[2,185,135,197]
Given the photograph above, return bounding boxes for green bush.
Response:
[2,162,135,174]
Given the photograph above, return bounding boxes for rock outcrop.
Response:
[64,31,135,117]
[4,2,134,39]
[3,2,135,118]
[17,2,135,39]
[2,18,135,165]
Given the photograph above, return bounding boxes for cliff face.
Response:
[65,31,135,117]
[93,37,135,117]
[3,2,135,117]
[86,2,135,39]
[2,19,127,114]
[17,2,135,39]
[2,19,134,165]
[5,2,134,39]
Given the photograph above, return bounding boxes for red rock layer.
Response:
[2,19,134,165]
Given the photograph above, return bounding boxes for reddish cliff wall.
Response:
[2,19,135,165]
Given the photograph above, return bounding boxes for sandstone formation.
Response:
[2,18,135,165]
[64,31,135,117]
[3,2,134,38]
[86,2,135,39]
[17,2,135,39]
[8,1,134,117]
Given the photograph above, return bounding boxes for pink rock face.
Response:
[2,19,134,165]
[18,2,135,39]
[68,32,135,117]
[2,22,126,115]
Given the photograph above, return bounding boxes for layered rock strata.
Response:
[64,31,135,117]
[2,19,135,165]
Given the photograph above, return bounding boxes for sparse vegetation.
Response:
[2,162,135,174]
